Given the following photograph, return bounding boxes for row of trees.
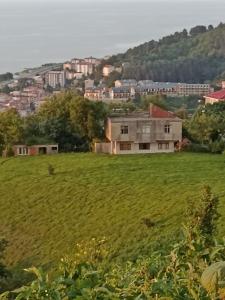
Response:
[1,186,225,299]
[0,92,107,155]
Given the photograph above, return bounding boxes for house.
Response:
[204,90,225,104]
[13,144,58,156]
[95,104,182,154]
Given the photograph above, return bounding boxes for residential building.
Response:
[222,81,225,89]
[46,71,65,88]
[84,57,101,65]
[115,79,137,88]
[204,90,225,104]
[84,87,107,101]
[103,65,115,77]
[176,83,213,96]
[109,87,135,100]
[13,144,58,156]
[95,104,182,154]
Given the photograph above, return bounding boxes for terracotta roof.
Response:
[206,89,225,100]
[149,104,176,118]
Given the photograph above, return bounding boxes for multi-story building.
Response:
[175,83,213,96]
[109,87,135,100]
[95,104,182,154]
[103,65,115,77]
[84,87,107,101]
[45,71,65,88]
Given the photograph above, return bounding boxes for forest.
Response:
[101,23,225,83]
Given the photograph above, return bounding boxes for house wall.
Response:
[95,143,111,154]
[113,141,175,155]
[106,119,182,143]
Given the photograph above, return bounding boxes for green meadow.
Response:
[0,153,225,269]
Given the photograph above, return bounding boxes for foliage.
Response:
[186,102,225,153]
[1,186,225,299]
[0,73,13,83]
[23,92,107,152]
[0,109,23,156]
[106,23,225,83]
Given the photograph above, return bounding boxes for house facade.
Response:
[13,144,58,156]
[95,105,182,155]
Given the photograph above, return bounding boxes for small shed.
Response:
[13,144,58,156]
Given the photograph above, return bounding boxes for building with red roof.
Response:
[204,89,225,105]
[95,104,182,154]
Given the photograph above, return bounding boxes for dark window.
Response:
[158,143,162,150]
[52,147,58,151]
[120,142,131,151]
[164,124,171,134]
[139,143,150,150]
[121,125,128,134]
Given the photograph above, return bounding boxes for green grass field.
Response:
[0,153,225,269]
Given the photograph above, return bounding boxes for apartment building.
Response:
[103,65,115,77]
[46,71,66,88]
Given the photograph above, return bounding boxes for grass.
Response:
[0,152,225,269]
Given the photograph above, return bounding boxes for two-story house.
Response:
[95,104,182,154]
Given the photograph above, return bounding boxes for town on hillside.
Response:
[1,55,225,116]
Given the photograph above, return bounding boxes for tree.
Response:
[0,109,23,156]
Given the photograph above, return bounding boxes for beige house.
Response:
[95,105,182,154]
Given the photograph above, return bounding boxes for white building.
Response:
[103,65,115,77]
[46,71,66,88]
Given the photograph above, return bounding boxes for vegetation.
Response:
[0,92,107,155]
[185,102,225,153]
[2,185,225,299]
[0,153,225,271]
[0,73,13,83]
[105,23,225,83]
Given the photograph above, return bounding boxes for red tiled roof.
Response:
[149,104,176,118]
[206,89,225,100]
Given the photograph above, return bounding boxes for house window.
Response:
[139,143,150,150]
[164,124,171,134]
[18,147,28,155]
[158,143,169,150]
[142,125,150,134]
[120,142,131,151]
[121,125,128,134]
[51,147,58,151]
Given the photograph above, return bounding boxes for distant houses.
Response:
[85,80,214,102]
[95,104,182,155]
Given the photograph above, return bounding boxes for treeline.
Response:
[0,73,13,83]
[1,186,225,299]
[0,92,107,155]
[104,23,225,83]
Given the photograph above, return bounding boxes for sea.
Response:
[0,0,225,74]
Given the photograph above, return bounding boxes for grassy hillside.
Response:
[105,23,225,83]
[0,153,225,269]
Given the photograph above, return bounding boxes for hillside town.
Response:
[1,55,225,117]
